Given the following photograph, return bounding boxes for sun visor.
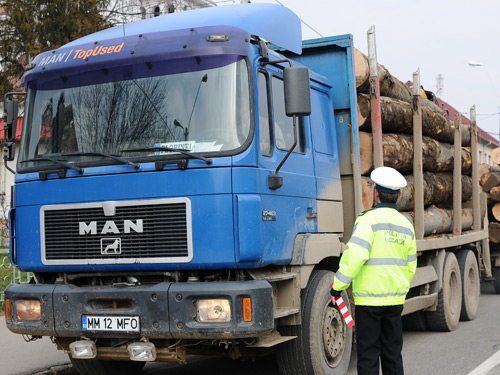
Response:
[22,26,250,86]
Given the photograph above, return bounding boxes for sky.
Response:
[219,0,500,141]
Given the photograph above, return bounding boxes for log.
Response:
[492,147,500,165]
[402,206,473,236]
[479,172,500,192]
[359,132,472,175]
[493,203,500,221]
[490,186,500,202]
[397,173,472,211]
[489,222,500,244]
[361,176,375,211]
[361,172,472,211]
[357,94,471,146]
[354,49,412,102]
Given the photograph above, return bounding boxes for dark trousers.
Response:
[355,305,404,375]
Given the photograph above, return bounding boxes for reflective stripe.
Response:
[348,236,371,252]
[371,223,415,240]
[365,258,407,266]
[407,253,417,262]
[353,291,408,298]
[335,271,353,285]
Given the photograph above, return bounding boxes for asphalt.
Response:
[0,316,76,375]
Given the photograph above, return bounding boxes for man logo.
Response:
[79,220,143,235]
[101,238,122,255]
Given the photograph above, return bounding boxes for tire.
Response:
[69,356,146,375]
[276,270,353,375]
[402,311,428,331]
[425,252,462,331]
[456,249,479,321]
[494,267,500,294]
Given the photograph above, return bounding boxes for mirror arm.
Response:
[268,116,298,190]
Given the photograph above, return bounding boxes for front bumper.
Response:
[5,280,274,339]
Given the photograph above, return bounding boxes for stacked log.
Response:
[481,160,500,243]
[354,49,474,235]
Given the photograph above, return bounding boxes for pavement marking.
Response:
[468,349,500,375]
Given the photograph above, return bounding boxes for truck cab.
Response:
[5,4,359,375]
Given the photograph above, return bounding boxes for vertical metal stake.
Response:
[412,70,424,239]
[367,26,383,168]
[452,114,462,236]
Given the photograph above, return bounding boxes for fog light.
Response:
[15,300,41,321]
[69,340,97,359]
[128,342,156,361]
[197,299,231,322]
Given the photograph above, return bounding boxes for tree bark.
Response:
[490,186,500,202]
[361,173,472,211]
[479,172,500,192]
[402,206,473,236]
[357,94,471,146]
[359,131,472,175]
[489,222,500,244]
[397,173,472,211]
[354,49,412,102]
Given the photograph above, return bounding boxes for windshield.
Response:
[19,57,251,170]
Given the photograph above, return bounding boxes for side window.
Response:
[258,72,273,157]
[271,76,305,153]
[310,89,334,156]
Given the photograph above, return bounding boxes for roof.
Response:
[63,3,302,54]
[436,98,499,146]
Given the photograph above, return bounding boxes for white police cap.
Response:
[370,166,407,193]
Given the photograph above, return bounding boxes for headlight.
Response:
[14,300,41,321]
[196,299,231,323]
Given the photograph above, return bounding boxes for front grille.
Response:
[41,198,192,264]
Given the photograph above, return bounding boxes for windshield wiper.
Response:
[120,147,213,165]
[61,152,140,169]
[21,157,84,174]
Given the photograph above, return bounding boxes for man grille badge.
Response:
[101,238,122,254]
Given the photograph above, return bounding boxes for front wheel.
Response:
[276,270,353,375]
[69,356,146,375]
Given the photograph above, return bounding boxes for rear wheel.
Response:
[425,252,462,331]
[69,356,146,375]
[276,270,352,375]
[456,249,479,321]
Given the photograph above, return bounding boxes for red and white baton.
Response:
[330,283,354,328]
[334,296,354,328]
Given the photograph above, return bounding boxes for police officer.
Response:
[331,166,417,375]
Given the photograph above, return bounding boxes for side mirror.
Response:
[283,66,311,117]
[4,97,19,142]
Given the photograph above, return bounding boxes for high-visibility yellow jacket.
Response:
[333,203,417,306]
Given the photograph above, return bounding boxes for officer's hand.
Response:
[328,296,336,308]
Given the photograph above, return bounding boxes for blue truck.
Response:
[3,3,491,375]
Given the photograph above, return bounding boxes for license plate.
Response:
[82,316,140,332]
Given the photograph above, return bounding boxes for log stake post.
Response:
[470,106,481,231]
[412,70,424,239]
[453,114,462,236]
[367,26,383,168]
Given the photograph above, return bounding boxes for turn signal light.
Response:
[243,298,252,322]
[5,299,11,320]
[15,299,41,321]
